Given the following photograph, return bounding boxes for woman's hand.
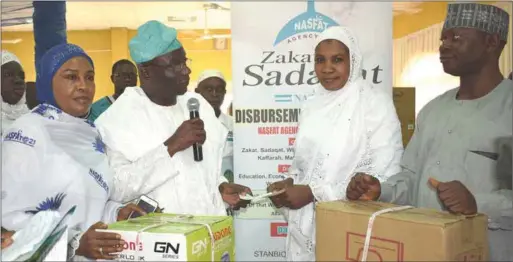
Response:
[267,178,293,208]
[75,222,125,260]
[277,185,315,209]
[117,203,147,221]
[1,230,14,250]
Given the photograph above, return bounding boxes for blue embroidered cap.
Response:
[129,20,183,64]
[36,43,94,108]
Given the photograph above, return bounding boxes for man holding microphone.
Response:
[95,20,251,216]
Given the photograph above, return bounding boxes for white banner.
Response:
[231,1,392,260]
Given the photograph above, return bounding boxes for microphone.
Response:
[187,98,203,162]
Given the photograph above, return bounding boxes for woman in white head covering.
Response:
[267,26,404,261]
[1,51,30,135]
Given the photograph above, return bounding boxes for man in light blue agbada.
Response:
[346,3,512,261]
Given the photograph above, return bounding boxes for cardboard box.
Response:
[99,213,234,261]
[393,88,415,147]
[316,201,489,261]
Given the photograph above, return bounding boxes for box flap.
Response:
[107,213,230,234]
[317,201,484,226]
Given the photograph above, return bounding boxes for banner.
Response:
[231,1,392,260]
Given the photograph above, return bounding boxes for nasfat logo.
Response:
[241,0,339,88]
[270,222,288,237]
[274,0,338,46]
[242,0,385,88]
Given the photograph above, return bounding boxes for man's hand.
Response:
[267,178,293,208]
[346,173,381,201]
[435,180,477,215]
[165,119,206,156]
[1,230,14,250]
[76,222,124,260]
[219,183,252,210]
[117,203,147,221]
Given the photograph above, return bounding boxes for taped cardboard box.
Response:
[316,201,488,261]
[98,213,234,261]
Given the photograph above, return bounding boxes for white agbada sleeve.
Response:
[107,145,181,203]
[308,89,403,202]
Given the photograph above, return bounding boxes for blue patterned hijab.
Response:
[36,43,94,108]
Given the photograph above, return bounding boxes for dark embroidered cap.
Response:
[443,3,510,42]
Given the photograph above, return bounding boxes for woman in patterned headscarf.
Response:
[267,26,404,261]
[1,51,29,135]
[1,43,145,260]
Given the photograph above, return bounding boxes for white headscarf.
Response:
[1,50,29,135]
[283,26,372,261]
[285,26,403,261]
[291,26,369,189]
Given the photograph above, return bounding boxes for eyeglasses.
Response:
[152,58,192,72]
[175,58,192,72]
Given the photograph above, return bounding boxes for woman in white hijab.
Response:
[267,26,404,261]
[1,51,30,135]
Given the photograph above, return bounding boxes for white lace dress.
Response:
[281,26,403,261]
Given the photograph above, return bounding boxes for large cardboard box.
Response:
[393,88,415,147]
[316,201,489,261]
[99,213,234,261]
